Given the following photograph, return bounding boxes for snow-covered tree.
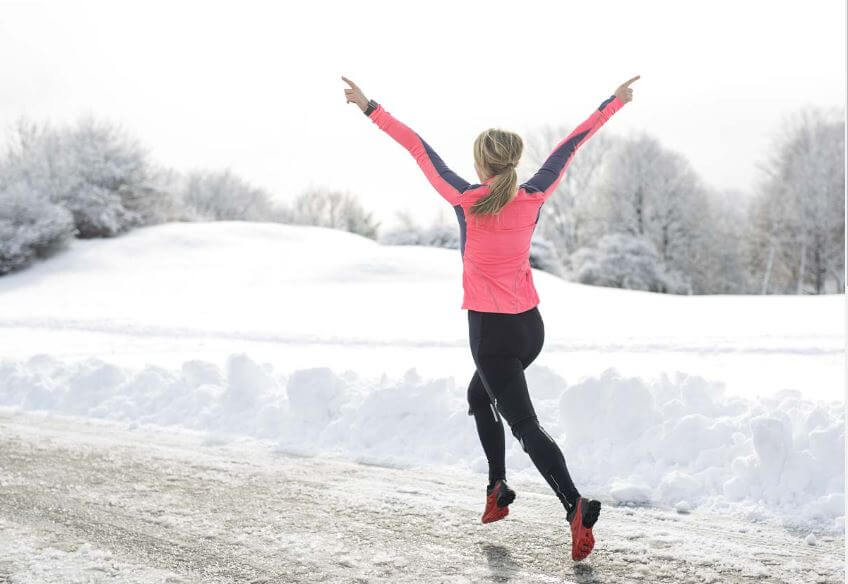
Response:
[523,124,731,292]
[523,123,620,258]
[0,116,169,237]
[145,165,191,224]
[589,133,713,292]
[289,187,380,240]
[570,232,689,293]
[379,208,454,247]
[179,169,274,221]
[745,107,845,294]
[378,209,421,246]
[699,187,753,293]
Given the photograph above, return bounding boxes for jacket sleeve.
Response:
[364,100,470,206]
[522,94,625,201]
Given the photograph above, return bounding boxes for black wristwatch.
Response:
[364,98,378,116]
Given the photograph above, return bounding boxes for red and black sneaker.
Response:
[566,496,601,561]
[481,479,516,524]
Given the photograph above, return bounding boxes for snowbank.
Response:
[1,352,843,535]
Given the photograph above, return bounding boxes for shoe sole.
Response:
[570,498,602,561]
[482,505,509,523]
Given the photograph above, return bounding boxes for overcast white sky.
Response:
[0,0,845,229]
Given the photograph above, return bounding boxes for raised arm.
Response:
[342,76,469,206]
[364,101,471,206]
[523,75,640,201]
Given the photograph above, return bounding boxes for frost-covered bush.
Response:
[379,225,421,246]
[0,116,170,238]
[289,188,380,240]
[179,169,274,221]
[0,182,75,275]
[143,165,193,225]
[570,232,690,293]
[421,222,460,249]
[529,235,563,276]
[381,221,459,248]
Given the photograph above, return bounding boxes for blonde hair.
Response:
[469,128,523,216]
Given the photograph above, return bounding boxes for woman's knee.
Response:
[510,415,557,448]
[510,415,538,442]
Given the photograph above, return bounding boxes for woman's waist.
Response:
[463,253,531,273]
[467,305,539,317]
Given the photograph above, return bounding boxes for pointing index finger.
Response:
[341,75,359,90]
[622,75,641,87]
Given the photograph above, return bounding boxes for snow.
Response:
[0,221,844,538]
[0,521,181,584]
[1,411,843,583]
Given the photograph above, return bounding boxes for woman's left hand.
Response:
[342,76,369,113]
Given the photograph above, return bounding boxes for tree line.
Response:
[0,107,843,294]
[383,105,845,294]
[0,116,379,276]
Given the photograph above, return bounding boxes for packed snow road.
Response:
[0,410,842,584]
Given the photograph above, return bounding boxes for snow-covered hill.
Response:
[0,221,844,535]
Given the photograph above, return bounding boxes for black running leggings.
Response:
[466,306,580,511]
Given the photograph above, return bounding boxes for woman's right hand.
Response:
[342,75,369,113]
[614,75,640,104]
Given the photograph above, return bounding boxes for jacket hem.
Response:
[462,299,540,314]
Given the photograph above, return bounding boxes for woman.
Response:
[343,74,638,562]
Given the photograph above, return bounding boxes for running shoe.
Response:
[566,496,601,561]
[481,479,516,524]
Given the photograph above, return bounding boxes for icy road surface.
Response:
[0,410,842,584]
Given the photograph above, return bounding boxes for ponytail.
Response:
[469,166,519,216]
[469,129,522,216]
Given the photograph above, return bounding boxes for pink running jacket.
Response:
[364,94,625,313]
